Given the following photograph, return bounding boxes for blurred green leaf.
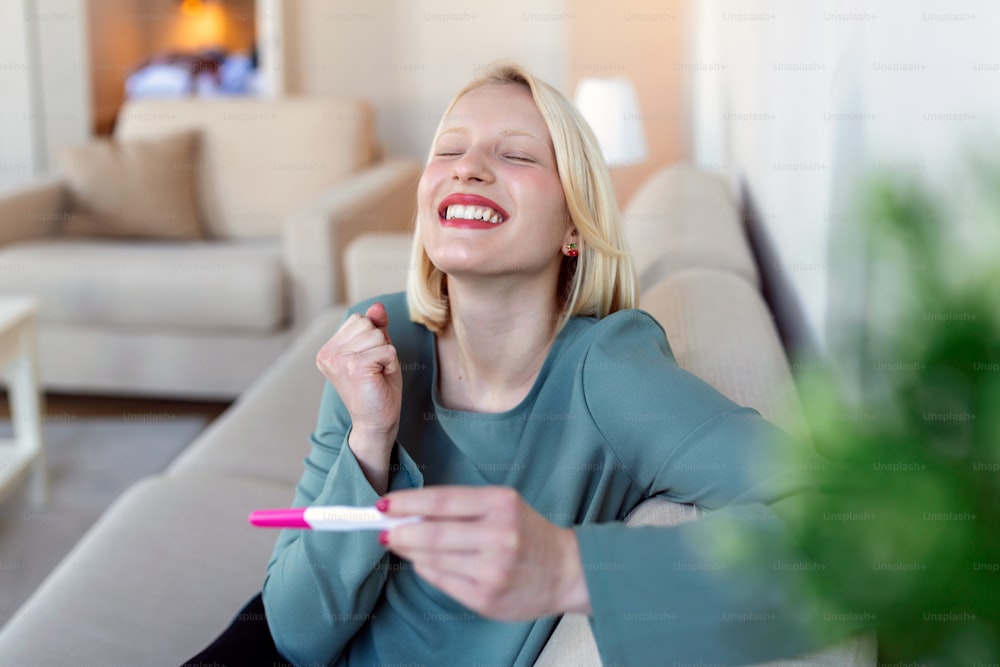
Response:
[789,158,1000,665]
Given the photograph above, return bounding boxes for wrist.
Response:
[556,527,592,616]
[349,425,398,453]
[347,428,396,495]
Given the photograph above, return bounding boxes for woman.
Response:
[188,63,836,667]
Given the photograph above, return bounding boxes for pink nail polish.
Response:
[378,530,389,546]
[375,498,389,513]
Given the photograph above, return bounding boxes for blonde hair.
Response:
[407,61,638,332]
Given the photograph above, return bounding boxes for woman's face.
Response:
[417,83,573,282]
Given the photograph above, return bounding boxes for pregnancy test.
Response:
[249,506,422,531]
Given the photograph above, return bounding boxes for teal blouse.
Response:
[262,292,842,667]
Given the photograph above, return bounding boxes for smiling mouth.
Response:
[437,194,510,226]
[442,204,506,224]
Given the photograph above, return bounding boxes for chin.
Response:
[430,259,494,279]
[424,239,490,267]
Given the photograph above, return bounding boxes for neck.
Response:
[437,274,563,412]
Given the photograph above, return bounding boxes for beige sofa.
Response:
[0,164,875,665]
[0,98,420,400]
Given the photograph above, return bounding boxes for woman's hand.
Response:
[378,486,592,621]
[316,303,402,492]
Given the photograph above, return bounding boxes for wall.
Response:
[7,0,685,196]
[284,0,685,207]
[87,0,142,135]
[254,0,284,97]
[567,0,687,206]
[32,1,90,171]
[689,0,1000,362]
[283,0,568,162]
[5,0,684,195]
[3,0,262,184]
[0,0,90,190]
[0,0,39,192]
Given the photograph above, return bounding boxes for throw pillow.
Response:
[56,130,205,240]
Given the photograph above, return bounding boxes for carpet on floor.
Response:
[0,414,210,627]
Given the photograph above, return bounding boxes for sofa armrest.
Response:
[282,158,421,323]
[532,496,877,667]
[0,178,67,245]
[343,232,414,305]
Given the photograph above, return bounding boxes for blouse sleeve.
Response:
[574,311,852,665]
[262,318,424,666]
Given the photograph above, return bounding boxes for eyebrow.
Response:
[437,127,548,146]
[499,128,545,144]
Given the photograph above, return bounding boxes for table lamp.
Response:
[573,77,649,167]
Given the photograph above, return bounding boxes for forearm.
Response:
[348,427,396,495]
[264,438,391,664]
[264,530,388,664]
[573,498,858,666]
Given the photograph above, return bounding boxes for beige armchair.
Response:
[0,98,420,399]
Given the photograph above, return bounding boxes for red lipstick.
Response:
[438,193,510,230]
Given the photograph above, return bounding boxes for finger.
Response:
[329,312,375,344]
[413,552,488,579]
[317,328,388,372]
[365,302,391,335]
[382,485,513,519]
[366,302,393,346]
[338,327,392,355]
[348,344,400,376]
[386,520,494,555]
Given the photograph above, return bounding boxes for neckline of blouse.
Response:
[427,315,589,421]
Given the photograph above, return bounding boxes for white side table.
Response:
[0,297,46,507]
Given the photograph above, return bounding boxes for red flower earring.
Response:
[566,243,579,258]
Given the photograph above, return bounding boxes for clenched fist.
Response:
[316,302,402,492]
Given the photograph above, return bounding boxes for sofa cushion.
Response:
[0,239,287,333]
[0,473,294,667]
[36,324,292,400]
[169,307,344,484]
[114,98,378,239]
[56,130,205,240]
[623,163,760,291]
[641,268,807,439]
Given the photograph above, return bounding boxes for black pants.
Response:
[182,592,293,667]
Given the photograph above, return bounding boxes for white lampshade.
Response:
[573,77,649,167]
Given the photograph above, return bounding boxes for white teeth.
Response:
[444,204,504,223]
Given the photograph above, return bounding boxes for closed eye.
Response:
[504,154,536,163]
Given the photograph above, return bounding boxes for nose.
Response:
[452,146,494,184]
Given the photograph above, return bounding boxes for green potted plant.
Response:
[792,162,1000,665]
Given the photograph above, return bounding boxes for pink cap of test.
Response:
[249,508,310,529]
